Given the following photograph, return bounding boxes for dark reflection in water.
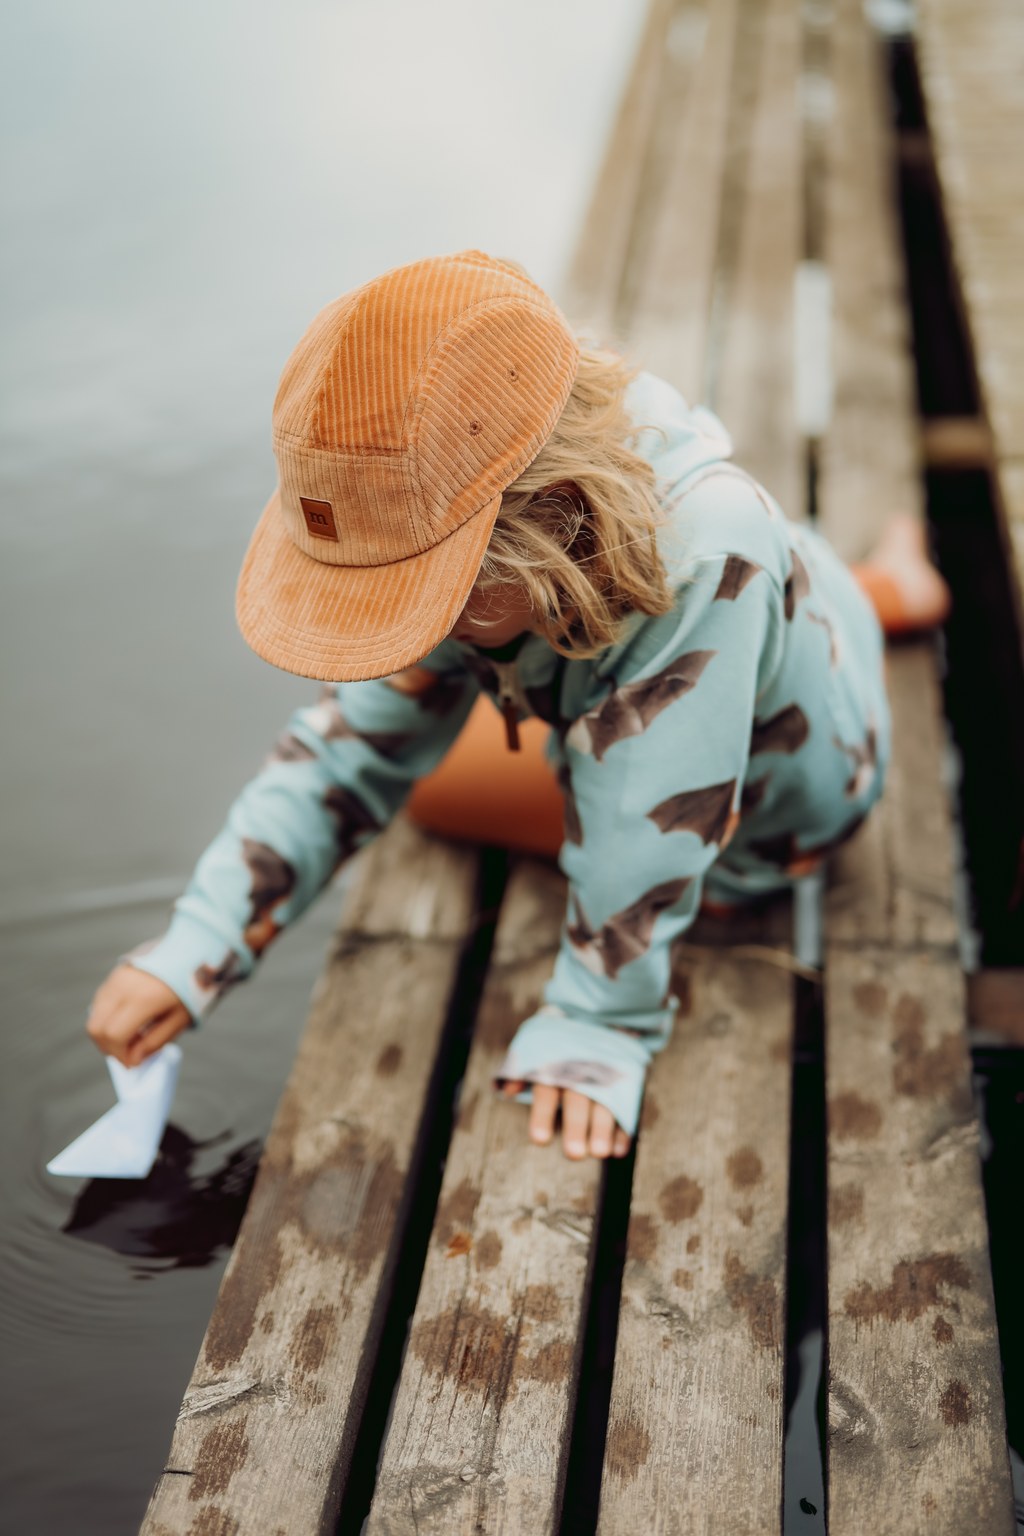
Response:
[62,1129,261,1278]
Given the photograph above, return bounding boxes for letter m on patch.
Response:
[299,496,339,541]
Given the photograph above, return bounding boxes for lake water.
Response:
[0,3,643,1528]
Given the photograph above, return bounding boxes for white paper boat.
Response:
[47,1043,183,1179]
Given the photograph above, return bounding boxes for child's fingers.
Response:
[587,1102,618,1158]
[86,966,190,1066]
[528,1084,559,1145]
[123,1011,191,1067]
[561,1090,592,1159]
[506,1080,633,1161]
[86,996,152,1065]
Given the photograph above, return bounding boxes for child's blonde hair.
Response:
[470,342,677,660]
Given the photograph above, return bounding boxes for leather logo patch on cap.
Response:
[299,496,339,541]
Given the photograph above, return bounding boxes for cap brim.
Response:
[235,487,501,682]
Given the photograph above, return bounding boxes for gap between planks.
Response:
[819,2,1014,1529]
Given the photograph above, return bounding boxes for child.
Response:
[85,249,950,1163]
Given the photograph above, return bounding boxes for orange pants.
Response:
[406,562,902,858]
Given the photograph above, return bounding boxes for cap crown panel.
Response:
[286,256,553,454]
[413,299,579,538]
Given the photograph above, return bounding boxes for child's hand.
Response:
[500,1079,631,1160]
[86,964,192,1068]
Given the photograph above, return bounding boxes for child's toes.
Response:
[612,1128,632,1157]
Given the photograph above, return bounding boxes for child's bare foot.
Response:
[499,1078,632,1159]
[861,512,952,632]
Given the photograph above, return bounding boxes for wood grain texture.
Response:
[624,0,736,402]
[825,946,1015,1535]
[967,968,1024,1048]
[594,13,802,1515]
[824,643,959,953]
[916,0,1024,625]
[817,0,955,965]
[597,901,794,1535]
[919,416,995,471]
[562,0,674,336]
[140,823,479,1536]
[338,811,482,941]
[818,3,1015,1528]
[714,0,804,520]
[816,0,923,563]
[366,860,599,1535]
[916,0,1024,458]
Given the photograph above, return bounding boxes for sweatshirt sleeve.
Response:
[121,656,478,1024]
[492,549,787,1138]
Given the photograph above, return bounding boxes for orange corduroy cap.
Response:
[235,249,580,682]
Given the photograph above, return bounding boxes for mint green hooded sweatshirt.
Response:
[122,371,891,1137]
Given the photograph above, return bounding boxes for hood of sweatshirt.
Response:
[625,370,735,491]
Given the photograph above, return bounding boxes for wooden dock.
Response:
[139,2,1018,1531]
[915,0,1024,626]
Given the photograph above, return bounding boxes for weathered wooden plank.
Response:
[916,0,1024,461]
[920,415,995,471]
[338,808,483,942]
[140,817,480,1536]
[625,0,738,402]
[366,859,600,1535]
[916,0,1024,622]
[819,3,1015,1527]
[824,945,1015,1535]
[597,902,794,1534]
[714,0,805,519]
[817,0,957,954]
[562,0,675,336]
[824,643,959,953]
[596,11,802,1525]
[816,0,923,564]
[967,968,1024,1049]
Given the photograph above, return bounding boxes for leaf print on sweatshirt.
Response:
[414,674,470,717]
[323,785,381,870]
[646,778,738,847]
[194,948,248,999]
[521,1059,627,1089]
[750,703,811,758]
[565,650,717,761]
[557,761,583,846]
[240,838,297,955]
[385,666,467,717]
[714,556,763,603]
[264,731,317,766]
[567,877,693,980]
[833,724,878,797]
[784,548,811,620]
[748,810,868,875]
[309,685,417,760]
[740,774,771,818]
[525,671,569,732]
[806,609,840,668]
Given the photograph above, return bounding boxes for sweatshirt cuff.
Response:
[118,911,251,1026]
[491,1004,662,1139]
